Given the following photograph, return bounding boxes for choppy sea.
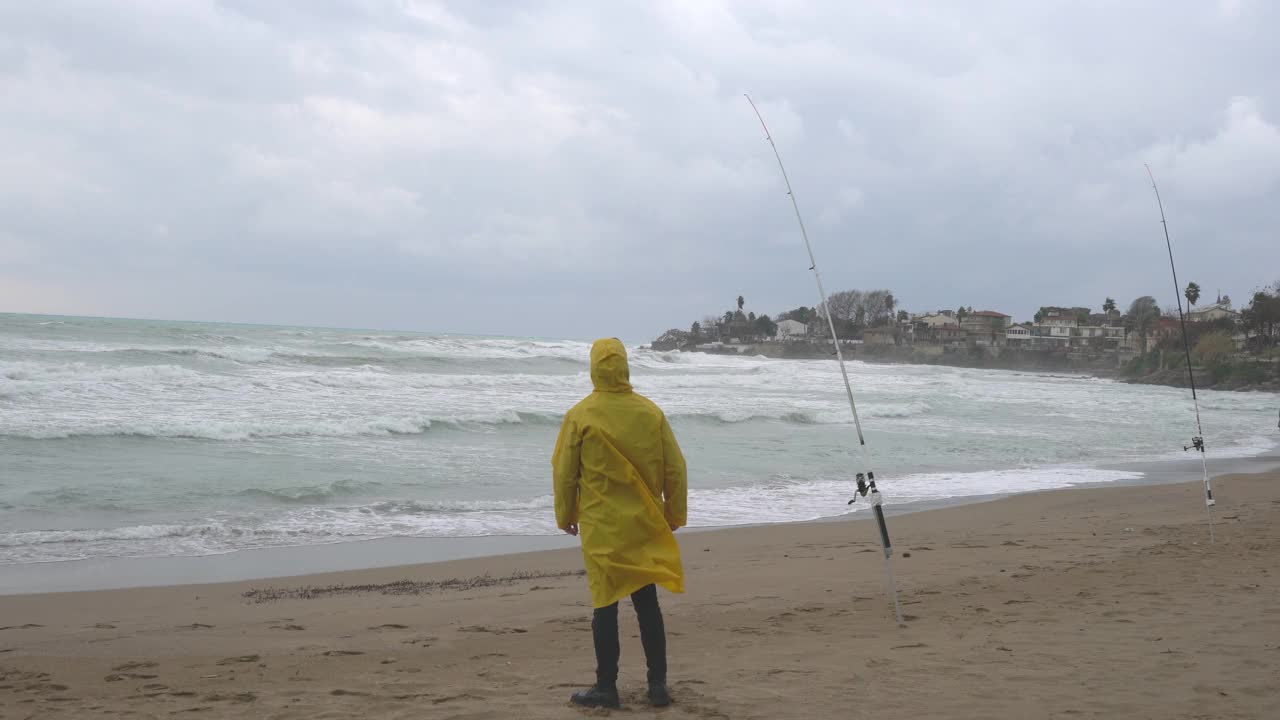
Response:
[2,313,1275,566]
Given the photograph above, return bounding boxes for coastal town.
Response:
[653,284,1280,390]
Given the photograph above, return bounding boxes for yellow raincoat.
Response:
[553,338,687,608]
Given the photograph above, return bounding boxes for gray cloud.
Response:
[1,0,1277,339]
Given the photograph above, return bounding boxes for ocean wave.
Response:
[25,346,277,364]
[0,465,1152,564]
[360,496,556,515]
[279,352,585,372]
[1,410,561,441]
[0,520,303,550]
[3,361,212,383]
[671,403,927,426]
[236,479,384,504]
[317,337,595,363]
[0,495,562,563]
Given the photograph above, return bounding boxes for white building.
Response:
[775,319,809,340]
[1006,324,1032,345]
[1188,302,1237,323]
[915,312,957,328]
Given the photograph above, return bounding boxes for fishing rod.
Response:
[1144,164,1215,544]
[746,94,905,625]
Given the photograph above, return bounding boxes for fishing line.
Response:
[1145,164,1215,543]
[746,94,905,625]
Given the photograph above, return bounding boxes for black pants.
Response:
[592,584,666,688]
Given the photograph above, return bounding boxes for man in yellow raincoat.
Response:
[553,338,687,709]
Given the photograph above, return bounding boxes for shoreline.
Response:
[5,453,1276,597]
[661,344,1280,392]
[1,467,1277,718]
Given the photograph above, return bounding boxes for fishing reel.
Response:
[848,471,883,507]
[1184,436,1205,453]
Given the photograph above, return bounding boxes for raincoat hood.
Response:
[590,338,633,393]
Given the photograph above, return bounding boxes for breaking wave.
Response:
[0,466,1153,564]
[235,479,385,504]
[0,411,561,441]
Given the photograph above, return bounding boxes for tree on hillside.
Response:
[818,289,898,333]
[1242,288,1280,348]
[1126,296,1162,353]
[957,307,968,324]
[691,321,702,337]
[753,314,777,338]
[1193,332,1234,366]
[748,312,756,324]
[1185,282,1201,309]
[863,289,892,326]
[779,306,815,324]
[825,290,862,324]
[737,295,745,312]
[723,311,735,325]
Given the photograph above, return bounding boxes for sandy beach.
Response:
[2,467,1278,719]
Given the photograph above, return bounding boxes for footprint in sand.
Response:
[271,624,306,631]
[322,650,366,657]
[458,625,527,635]
[402,635,437,647]
[177,623,215,630]
[216,655,260,665]
[368,624,409,630]
[0,624,44,631]
[112,661,158,672]
[105,673,158,682]
[203,692,257,703]
[431,692,484,705]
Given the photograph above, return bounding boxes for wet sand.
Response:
[1,468,1278,719]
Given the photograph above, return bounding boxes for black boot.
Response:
[647,682,672,707]
[570,685,621,709]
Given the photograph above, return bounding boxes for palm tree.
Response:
[1185,282,1201,309]
[1103,297,1116,314]
[737,295,745,312]
[884,293,896,325]
[956,306,968,324]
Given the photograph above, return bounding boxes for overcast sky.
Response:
[2,1,1277,340]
